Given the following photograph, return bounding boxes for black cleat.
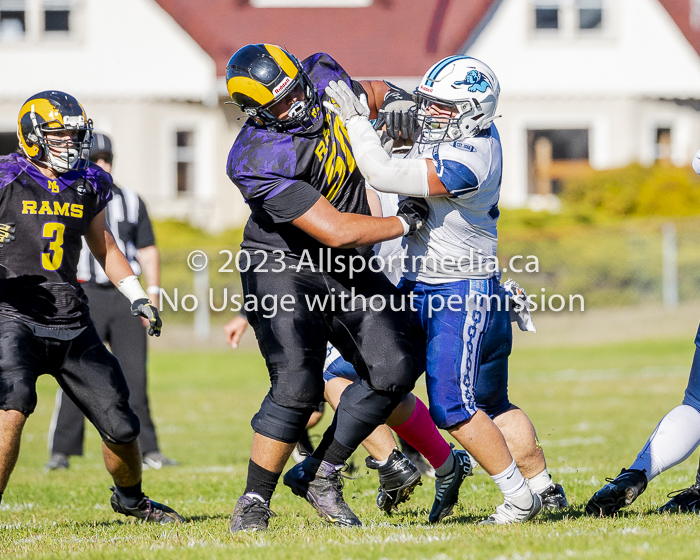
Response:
[658,483,700,514]
[45,453,69,471]
[283,457,362,527]
[229,493,277,532]
[366,448,422,513]
[110,486,184,524]
[429,448,473,523]
[539,483,569,510]
[586,468,647,517]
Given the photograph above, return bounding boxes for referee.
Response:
[46,133,177,471]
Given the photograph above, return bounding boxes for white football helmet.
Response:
[411,56,500,143]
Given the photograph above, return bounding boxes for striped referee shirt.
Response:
[77,183,155,285]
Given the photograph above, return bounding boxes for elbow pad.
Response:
[346,117,430,197]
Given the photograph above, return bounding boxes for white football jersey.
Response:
[403,124,503,283]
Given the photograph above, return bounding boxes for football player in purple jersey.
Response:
[225,44,430,531]
[0,91,182,524]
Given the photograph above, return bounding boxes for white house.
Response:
[465,0,700,208]
[2,0,700,228]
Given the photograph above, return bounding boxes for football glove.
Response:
[0,222,16,244]
[323,80,370,126]
[373,82,417,141]
[397,198,429,236]
[131,298,162,337]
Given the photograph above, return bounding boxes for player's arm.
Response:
[138,245,160,310]
[325,81,451,198]
[357,80,390,119]
[84,211,162,336]
[291,196,426,249]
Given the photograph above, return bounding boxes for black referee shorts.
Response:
[242,254,425,412]
[0,320,140,445]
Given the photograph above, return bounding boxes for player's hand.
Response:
[374,83,416,141]
[131,298,162,337]
[397,198,429,236]
[0,222,16,244]
[323,80,370,126]
[223,315,249,349]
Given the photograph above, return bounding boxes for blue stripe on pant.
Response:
[409,277,496,429]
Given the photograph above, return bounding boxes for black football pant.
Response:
[243,253,425,454]
[0,321,139,445]
[49,284,159,456]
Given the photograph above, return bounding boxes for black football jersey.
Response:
[0,153,112,328]
[227,53,371,260]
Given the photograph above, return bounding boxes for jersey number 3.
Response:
[42,222,65,271]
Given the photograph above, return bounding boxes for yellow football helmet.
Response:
[226,44,321,132]
[17,90,93,173]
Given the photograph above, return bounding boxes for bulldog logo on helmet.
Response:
[453,70,491,93]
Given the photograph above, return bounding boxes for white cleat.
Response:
[479,491,542,525]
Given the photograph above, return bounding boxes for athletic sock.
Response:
[435,452,455,477]
[527,469,554,495]
[491,460,529,500]
[629,405,700,482]
[244,460,280,503]
[298,429,314,455]
[391,397,452,470]
[114,481,144,509]
[313,437,354,466]
[696,454,700,487]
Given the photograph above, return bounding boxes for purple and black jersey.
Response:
[227,53,371,259]
[0,153,112,329]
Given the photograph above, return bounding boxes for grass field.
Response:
[3,338,700,559]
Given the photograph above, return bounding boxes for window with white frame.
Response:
[176,130,195,195]
[578,0,602,30]
[534,2,559,29]
[0,0,25,41]
[44,0,73,34]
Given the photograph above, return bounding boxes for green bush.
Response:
[560,163,700,218]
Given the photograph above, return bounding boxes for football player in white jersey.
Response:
[324,56,556,524]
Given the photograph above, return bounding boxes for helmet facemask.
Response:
[412,94,496,144]
[37,118,93,173]
[254,69,321,133]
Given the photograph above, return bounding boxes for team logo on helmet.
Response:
[453,70,491,93]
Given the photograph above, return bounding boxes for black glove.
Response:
[397,197,429,236]
[131,298,162,337]
[373,82,416,140]
[0,222,16,244]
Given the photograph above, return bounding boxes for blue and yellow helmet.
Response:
[226,44,320,132]
[17,90,93,173]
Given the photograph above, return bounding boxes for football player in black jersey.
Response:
[225,44,429,531]
[0,91,182,524]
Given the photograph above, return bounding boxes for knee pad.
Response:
[368,353,420,395]
[1,379,38,416]
[251,394,314,443]
[98,404,140,445]
[337,380,403,426]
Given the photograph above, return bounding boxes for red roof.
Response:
[658,0,700,59]
[153,0,499,78]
